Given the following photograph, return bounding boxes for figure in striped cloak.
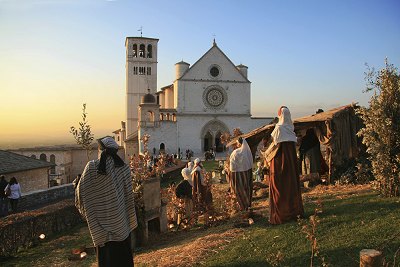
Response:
[229,137,254,212]
[74,136,137,267]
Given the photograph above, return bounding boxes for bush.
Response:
[357,60,400,197]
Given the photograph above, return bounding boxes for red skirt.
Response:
[269,142,304,224]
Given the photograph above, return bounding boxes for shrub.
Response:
[357,60,400,197]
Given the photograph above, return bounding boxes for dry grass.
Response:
[134,228,243,267]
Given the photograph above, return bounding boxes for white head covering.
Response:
[187,161,193,170]
[194,158,201,165]
[181,167,193,186]
[229,139,253,172]
[271,107,297,145]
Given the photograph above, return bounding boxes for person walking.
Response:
[264,106,304,224]
[75,136,137,267]
[4,177,22,213]
[0,175,9,216]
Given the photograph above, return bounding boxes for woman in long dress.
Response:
[264,106,304,224]
[229,137,254,212]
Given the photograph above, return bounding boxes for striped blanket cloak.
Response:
[75,157,137,247]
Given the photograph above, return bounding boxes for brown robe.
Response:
[229,169,253,211]
[192,170,212,211]
[269,141,304,224]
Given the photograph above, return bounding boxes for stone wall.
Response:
[18,183,74,210]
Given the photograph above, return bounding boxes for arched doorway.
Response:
[160,143,165,152]
[203,132,213,151]
[200,119,229,152]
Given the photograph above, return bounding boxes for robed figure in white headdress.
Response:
[264,106,304,224]
[229,137,254,212]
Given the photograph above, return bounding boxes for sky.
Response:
[0,0,399,148]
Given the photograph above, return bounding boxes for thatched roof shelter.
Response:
[230,104,363,182]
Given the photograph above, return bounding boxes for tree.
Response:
[70,103,94,160]
[357,60,400,197]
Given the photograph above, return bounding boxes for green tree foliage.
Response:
[70,103,94,160]
[357,60,400,197]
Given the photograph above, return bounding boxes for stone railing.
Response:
[19,183,74,210]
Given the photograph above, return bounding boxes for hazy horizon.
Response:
[1,0,399,149]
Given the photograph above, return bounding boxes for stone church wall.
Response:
[140,121,178,155]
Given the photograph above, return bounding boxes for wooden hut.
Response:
[231,104,363,183]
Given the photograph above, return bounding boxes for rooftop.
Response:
[0,150,55,175]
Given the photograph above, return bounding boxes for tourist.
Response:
[75,136,137,267]
[0,175,8,216]
[5,177,22,213]
[264,106,304,224]
[254,162,263,182]
[229,137,254,213]
[191,158,212,211]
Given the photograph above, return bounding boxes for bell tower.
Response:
[125,36,159,138]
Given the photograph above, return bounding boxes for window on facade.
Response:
[160,113,164,121]
[132,44,137,57]
[139,44,145,58]
[147,44,152,58]
[117,136,120,141]
[139,67,145,75]
[172,113,176,122]
[133,66,138,75]
[166,113,170,121]
[146,111,154,122]
[210,66,220,77]
[147,67,151,75]
[40,153,47,161]
[31,155,36,159]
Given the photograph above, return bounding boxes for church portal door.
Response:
[203,132,212,151]
[215,134,223,152]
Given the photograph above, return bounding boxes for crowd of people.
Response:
[0,175,22,217]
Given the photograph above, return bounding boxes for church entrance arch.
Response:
[200,120,229,152]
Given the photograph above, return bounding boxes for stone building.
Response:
[10,144,99,184]
[121,37,273,157]
[0,150,54,193]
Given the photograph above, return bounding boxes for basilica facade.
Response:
[118,36,272,157]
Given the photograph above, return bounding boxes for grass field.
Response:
[2,163,400,266]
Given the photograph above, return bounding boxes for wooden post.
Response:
[360,249,383,267]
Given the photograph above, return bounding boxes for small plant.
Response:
[70,103,94,160]
[298,199,328,267]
